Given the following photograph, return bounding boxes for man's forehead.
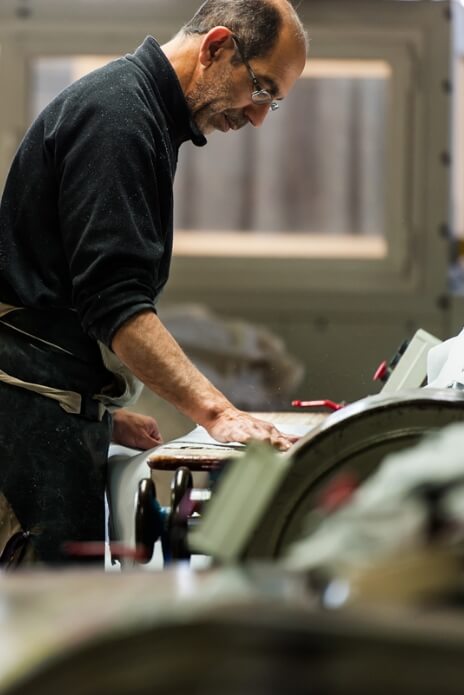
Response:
[255,51,306,99]
[254,24,307,95]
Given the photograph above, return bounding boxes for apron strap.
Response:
[0,367,106,421]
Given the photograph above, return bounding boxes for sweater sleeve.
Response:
[52,81,172,347]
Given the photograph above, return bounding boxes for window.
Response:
[174,59,391,259]
[28,53,392,261]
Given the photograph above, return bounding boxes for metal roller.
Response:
[242,388,464,559]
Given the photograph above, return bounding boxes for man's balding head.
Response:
[183,0,308,61]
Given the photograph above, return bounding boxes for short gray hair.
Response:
[183,0,306,61]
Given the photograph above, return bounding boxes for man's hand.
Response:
[111,409,163,450]
[206,408,300,452]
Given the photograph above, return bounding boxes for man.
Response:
[0,0,307,565]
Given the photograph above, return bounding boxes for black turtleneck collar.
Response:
[126,36,207,149]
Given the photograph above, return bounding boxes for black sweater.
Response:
[0,36,206,349]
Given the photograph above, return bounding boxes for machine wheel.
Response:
[134,478,159,563]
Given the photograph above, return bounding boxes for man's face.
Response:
[187,25,306,135]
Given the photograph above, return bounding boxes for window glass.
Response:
[174,59,391,257]
[28,55,391,259]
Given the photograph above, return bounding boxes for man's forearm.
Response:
[111,310,235,428]
[111,310,299,450]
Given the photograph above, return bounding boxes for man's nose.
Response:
[244,102,271,127]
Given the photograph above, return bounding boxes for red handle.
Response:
[291,399,345,412]
[62,541,148,561]
[372,360,388,382]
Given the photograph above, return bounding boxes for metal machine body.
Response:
[241,389,464,559]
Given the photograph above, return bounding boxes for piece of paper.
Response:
[163,421,315,451]
[427,327,464,388]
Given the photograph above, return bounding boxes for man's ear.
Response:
[199,26,235,67]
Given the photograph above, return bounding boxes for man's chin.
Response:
[192,117,215,135]
[193,112,241,135]
[202,123,217,135]
[197,113,231,135]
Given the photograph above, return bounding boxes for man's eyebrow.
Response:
[258,75,280,98]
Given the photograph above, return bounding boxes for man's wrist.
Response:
[195,399,238,428]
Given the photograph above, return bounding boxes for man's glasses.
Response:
[232,36,279,112]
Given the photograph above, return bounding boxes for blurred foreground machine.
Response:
[2,565,464,695]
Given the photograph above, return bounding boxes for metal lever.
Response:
[292,399,345,412]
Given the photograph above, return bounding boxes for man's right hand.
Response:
[205,407,299,452]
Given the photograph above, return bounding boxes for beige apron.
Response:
[0,303,144,420]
